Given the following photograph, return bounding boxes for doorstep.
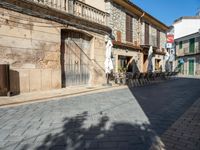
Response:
[0,84,126,107]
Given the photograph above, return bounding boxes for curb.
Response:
[0,85,127,108]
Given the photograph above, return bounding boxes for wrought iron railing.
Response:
[183,46,200,54]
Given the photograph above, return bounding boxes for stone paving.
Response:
[160,98,200,150]
[0,78,200,150]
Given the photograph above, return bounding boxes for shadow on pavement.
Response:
[128,78,200,135]
[15,78,200,150]
[32,112,159,150]
[128,78,200,149]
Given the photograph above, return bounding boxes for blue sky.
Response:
[131,0,200,26]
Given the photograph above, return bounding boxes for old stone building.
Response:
[0,0,111,94]
[0,0,169,95]
[105,0,168,73]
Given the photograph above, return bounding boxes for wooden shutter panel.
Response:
[189,38,195,53]
[145,23,149,45]
[117,31,122,42]
[126,14,133,42]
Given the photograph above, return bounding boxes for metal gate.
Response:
[61,30,91,87]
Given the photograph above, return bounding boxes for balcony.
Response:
[74,1,108,25]
[183,46,200,55]
[28,0,109,26]
[31,0,68,12]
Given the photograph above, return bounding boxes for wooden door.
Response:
[61,31,90,87]
[189,59,194,75]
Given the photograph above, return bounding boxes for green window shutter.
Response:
[189,38,195,53]
[189,59,194,75]
[179,41,182,49]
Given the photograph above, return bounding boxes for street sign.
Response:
[166,43,172,48]
[167,34,174,43]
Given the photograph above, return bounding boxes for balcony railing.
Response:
[183,46,200,55]
[74,1,108,25]
[28,0,108,26]
[31,0,68,12]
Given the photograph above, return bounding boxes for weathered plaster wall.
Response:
[90,35,106,85]
[0,7,107,92]
[0,8,62,94]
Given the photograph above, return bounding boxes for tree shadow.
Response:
[22,111,160,150]
[15,78,200,150]
[128,78,200,136]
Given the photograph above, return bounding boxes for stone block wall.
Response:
[108,2,126,42]
[160,31,167,49]
[132,16,139,45]
[140,22,145,45]
[149,25,157,47]
[0,7,61,94]
[107,1,140,45]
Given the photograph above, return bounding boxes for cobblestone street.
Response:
[0,78,200,150]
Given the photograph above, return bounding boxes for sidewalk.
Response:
[178,74,200,79]
[0,84,126,107]
[151,97,200,150]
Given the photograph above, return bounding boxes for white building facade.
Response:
[173,17,200,76]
